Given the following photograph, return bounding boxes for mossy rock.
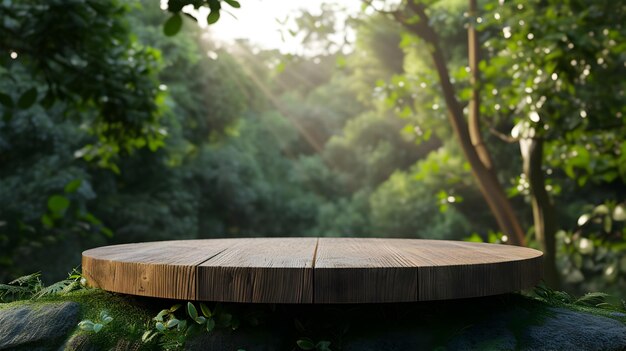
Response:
[0,301,80,350]
[1,289,625,351]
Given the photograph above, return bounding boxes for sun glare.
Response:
[184,0,360,54]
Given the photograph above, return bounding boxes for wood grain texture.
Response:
[314,238,418,303]
[82,238,543,303]
[82,240,233,299]
[197,238,317,303]
[395,240,543,300]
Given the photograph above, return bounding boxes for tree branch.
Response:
[489,127,519,143]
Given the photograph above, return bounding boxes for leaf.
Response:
[48,195,70,218]
[62,281,79,294]
[206,317,216,332]
[9,272,41,286]
[93,323,103,333]
[593,204,609,215]
[574,292,610,307]
[102,316,113,324]
[297,338,316,350]
[166,319,179,328]
[155,321,166,332]
[577,213,591,226]
[0,284,30,301]
[207,10,220,24]
[613,204,626,221]
[17,88,37,109]
[200,303,212,317]
[163,13,183,36]
[64,179,82,193]
[465,233,483,243]
[78,320,95,331]
[155,310,168,322]
[0,92,13,108]
[187,302,198,320]
[195,316,206,324]
[224,0,241,8]
[142,330,157,342]
[169,304,181,312]
[33,279,73,299]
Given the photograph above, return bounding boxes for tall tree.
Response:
[481,0,626,287]
[364,0,527,245]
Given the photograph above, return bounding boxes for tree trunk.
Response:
[467,0,493,171]
[397,2,526,245]
[520,137,560,287]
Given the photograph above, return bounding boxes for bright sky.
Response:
[195,0,362,54]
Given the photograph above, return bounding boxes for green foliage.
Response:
[142,301,239,349]
[482,0,625,192]
[0,0,166,160]
[162,0,241,34]
[206,10,220,24]
[0,269,84,302]
[556,201,626,295]
[163,14,183,36]
[0,0,162,279]
[533,284,626,315]
[33,278,80,300]
[78,310,114,333]
[0,273,43,302]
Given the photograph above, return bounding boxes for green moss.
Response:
[0,288,623,351]
[59,290,154,349]
[0,289,162,350]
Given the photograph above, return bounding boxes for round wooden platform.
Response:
[82,238,543,303]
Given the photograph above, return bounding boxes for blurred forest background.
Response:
[0,0,625,298]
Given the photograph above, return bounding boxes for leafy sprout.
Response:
[78,310,113,333]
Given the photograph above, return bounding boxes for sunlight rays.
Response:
[225,41,324,153]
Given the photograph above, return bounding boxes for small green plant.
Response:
[296,338,332,351]
[78,310,113,333]
[533,285,574,305]
[34,268,85,299]
[0,272,43,302]
[0,268,86,302]
[156,304,188,332]
[143,301,241,349]
[142,304,187,346]
[186,302,216,332]
[533,285,626,313]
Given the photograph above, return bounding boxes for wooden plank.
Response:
[82,240,233,300]
[393,240,543,300]
[314,238,419,303]
[196,238,317,303]
[82,238,543,303]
